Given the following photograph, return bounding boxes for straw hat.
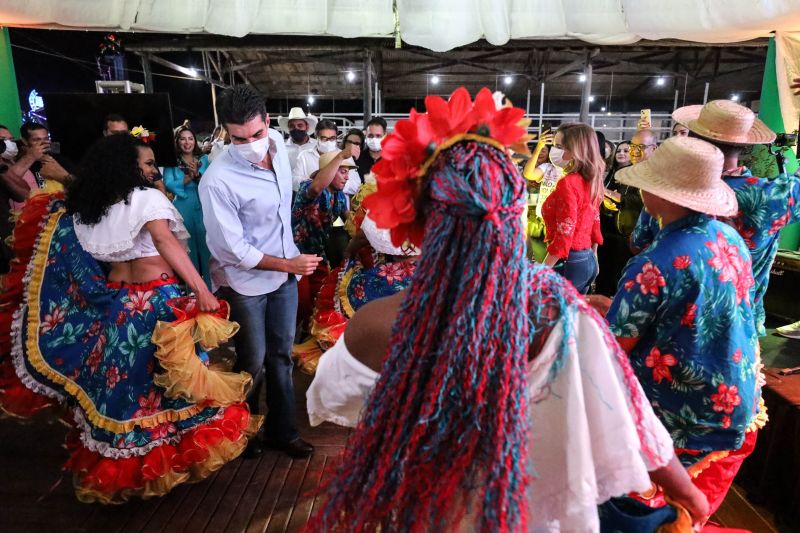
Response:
[277,107,318,133]
[672,100,775,146]
[615,136,737,217]
[319,149,357,170]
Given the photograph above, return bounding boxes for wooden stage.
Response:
[0,332,793,532]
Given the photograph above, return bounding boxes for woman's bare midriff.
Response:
[108,256,176,284]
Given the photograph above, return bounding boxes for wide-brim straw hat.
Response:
[319,150,357,169]
[615,136,738,217]
[672,100,776,146]
[277,107,319,133]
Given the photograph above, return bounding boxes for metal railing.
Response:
[272,111,676,143]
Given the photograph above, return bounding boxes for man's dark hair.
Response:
[0,124,9,132]
[216,85,266,126]
[366,116,388,132]
[104,113,127,127]
[687,130,742,158]
[316,119,338,135]
[20,121,48,140]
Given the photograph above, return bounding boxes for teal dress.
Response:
[163,155,212,288]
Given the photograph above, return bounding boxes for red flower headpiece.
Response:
[362,87,532,248]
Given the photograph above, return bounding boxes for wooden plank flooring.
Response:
[0,361,785,533]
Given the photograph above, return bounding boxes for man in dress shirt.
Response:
[199,85,321,458]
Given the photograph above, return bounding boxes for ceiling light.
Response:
[588,95,595,103]
[346,71,355,82]
[601,106,607,112]
[503,75,513,85]
[579,73,586,83]
[731,94,740,101]
[187,68,199,78]
[431,75,440,85]
[307,95,315,104]
[656,76,666,86]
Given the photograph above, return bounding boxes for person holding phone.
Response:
[163,124,212,288]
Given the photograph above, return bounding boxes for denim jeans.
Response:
[219,277,299,443]
[553,248,599,294]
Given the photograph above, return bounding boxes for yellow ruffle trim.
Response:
[151,314,251,406]
[293,338,323,375]
[21,210,235,433]
[336,267,358,319]
[74,415,262,504]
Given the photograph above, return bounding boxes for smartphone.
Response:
[48,141,61,155]
[639,109,652,129]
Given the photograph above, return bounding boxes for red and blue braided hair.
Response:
[308,139,531,532]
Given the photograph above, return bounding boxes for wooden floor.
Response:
[1,331,795,532]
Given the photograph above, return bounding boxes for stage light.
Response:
[431,75,440,85]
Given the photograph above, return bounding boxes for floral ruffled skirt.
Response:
[0,192,260,503]
[293,251,416,374]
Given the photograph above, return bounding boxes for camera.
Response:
[773,132,797,148]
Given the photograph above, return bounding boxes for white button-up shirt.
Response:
[199,127,300,296]
[292,147,362,196]
[285,137,316,175]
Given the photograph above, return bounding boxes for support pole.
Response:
[363,49,373,125]
[525,88,531,115]
[141,54,154,93]
[538,82,545,132]
[703,82,710,104]
[673,89,679,111]
[579,54,593,123]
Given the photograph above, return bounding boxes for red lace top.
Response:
[541,172,603,259]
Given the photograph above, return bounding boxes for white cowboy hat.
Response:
[615,136,738,217]
[319,150,357,170]
[672,100,776,146]
[277,107,318,133]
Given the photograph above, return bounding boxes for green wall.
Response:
[758,37,800,250]
[0,28,22,136]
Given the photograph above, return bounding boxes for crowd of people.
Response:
[0,82,799,531]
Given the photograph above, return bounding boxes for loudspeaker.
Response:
[764,250,800,322]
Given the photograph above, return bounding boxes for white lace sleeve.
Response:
[526,309,674,533]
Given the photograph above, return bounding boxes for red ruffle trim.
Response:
[0,192,61,416]
[313,266,347,341]
[64,403,255,502]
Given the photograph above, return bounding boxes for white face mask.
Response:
[1,139,18,160]
[234,136,270,164]
[365,137,382,152]
[549,146,570,168]
[317,140,337,154]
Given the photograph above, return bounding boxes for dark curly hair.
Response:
[66,134,151,225]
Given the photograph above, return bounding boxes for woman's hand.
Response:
[196,289,221,313]
[536,130,554,150]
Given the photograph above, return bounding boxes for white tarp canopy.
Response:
[2,0,800,52]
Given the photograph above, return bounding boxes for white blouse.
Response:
[74,187,189,263]
[306,307,675,533]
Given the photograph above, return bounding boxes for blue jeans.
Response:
[553,248,599,294]
[220,277,299,443]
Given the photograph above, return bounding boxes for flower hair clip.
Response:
[131,126,156,144]
[362,87,532,248]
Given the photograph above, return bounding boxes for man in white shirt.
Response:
[199,85,322,459]
[278,107,317,173]
[292,119,361,196]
